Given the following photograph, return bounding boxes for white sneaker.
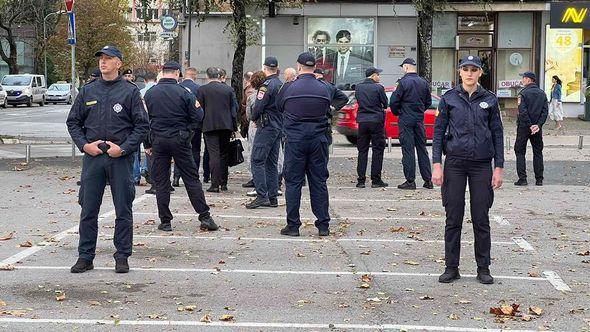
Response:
[278,190,283,196]
[247,189,257,197]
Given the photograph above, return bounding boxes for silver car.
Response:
[46,83,77,104]
[0,85,7,108]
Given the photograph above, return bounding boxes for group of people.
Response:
[66,42,554,285]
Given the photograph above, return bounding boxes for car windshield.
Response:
[385,91,439,109]
[1,76,32,86]
[49,84,70,91]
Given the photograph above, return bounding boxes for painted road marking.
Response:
[512,237,535,251]
[543,270,572,292]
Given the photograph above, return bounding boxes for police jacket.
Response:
[433,85,505,168]
[389,73,432,122]
[354,78,388,123]
[518,83,548,128]
[180,79,200,97]
[67,76,149,155]
[196,81,237,133]
[320,79,349,117]
[144,78,203,140]
[276,73,332,142]
[252,74,283,129]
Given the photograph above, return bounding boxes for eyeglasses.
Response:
[460,67,480,73]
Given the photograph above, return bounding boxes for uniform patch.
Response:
[113,103,123,113]
[435,109,440,117]
[195,100,201,108]
[85,100,97,106]
[257,87,267,100]
[479,101,489,109]
[517,96,521,106]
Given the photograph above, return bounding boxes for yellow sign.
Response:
[544,27,583,103]
[562,8,588,24]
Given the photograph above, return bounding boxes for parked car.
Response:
[0,85,7,108]
[0,74,47,107]
[336,86,440,144]
[46,83,77,104]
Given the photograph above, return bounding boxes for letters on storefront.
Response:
[551,2,590,28]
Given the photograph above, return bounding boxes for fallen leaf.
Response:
[490,303,520,316]
[459,300,471,304]
[390,226,406,233]
[0,232,14,241]
[89,301,101,306]
[522,314,532,321]
[0,300,6,306]
[134,242,146,247]
[404,260,419,266]
[219,314,234,321]
[19,240,32,248]
[359,283,371,289]
[366,297,381,303]
[338,303,350,308]
[143,219,156,225]
[184,305,197,311]
[148,314,166,320]
[577,251,590,256]
[361,274,372,283]
[529,306,543,316]
[449,313,459,320]
[420,295,434,300]
[360,250,371,255]
[1,310,27,317]
[224,306,235,311]
[55,293,66,301]
[528,270,540,278]
[386,207,397,212]
[200,314,212,323]
[296,253,305,258]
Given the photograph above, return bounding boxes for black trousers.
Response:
[399,117,432,182]
[356,122,385,182]
[152,136,209,223]
[174,129,202,180]
[514,126,544,181]
[78,154,135,261]
[204,130,231,188]
[442,158,493,268]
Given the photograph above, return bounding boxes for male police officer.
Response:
[67,45,149,274]
[144,61,218,233]
[354,67,389,188]
[276,52,333,237]
[315,68,348,146]
[514,71,548,186]
[390,58,433,190]
[432,55,504,284]
[246,57,283,209]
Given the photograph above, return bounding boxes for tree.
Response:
[0,0,35,74]
[47,0,139,81]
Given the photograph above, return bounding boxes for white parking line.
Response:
[0,317,541,331]
[163,195,442,203]
[133,212,442,221]
[492,215,510,226]
[0,195,149,266]
[543,270,572,292]
[512,237,535,251]
[14,265,546,282]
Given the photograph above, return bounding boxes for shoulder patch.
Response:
[257,88,266,100]
[517,96,521,106]
[85,100,97,106]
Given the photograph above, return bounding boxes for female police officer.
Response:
[432,55,504,284]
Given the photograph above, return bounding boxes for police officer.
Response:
[354,67,389,188]
[432,55,504,284]
[389,58,433,190]
[315,68,349,141]
[246,57,283,209]
[143,61,219,233]
[514,71,548,186]
[66,45,149,274]
[276,52,333,237]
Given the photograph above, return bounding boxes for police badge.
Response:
[113,103,123,113]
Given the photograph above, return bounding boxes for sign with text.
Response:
[67,12,76,45]
[432,81,452,89]
[550,2,590,29]
[498,80,522,89]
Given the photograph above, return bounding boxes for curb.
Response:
[0,138,21,145]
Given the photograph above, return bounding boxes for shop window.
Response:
[498,13,533,48]
[433,13,457,48]
[458,15,494,32]
[457,34,493,48]
[432,49,455,94]
[496,50,531,98]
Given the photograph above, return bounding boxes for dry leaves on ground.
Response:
[490,303,520,316]
[19,240,33,248]
[200,314,212,323]
[0,232,14,241]
[55,292,66,301]
[404,260,419,266]
[390,226,406,233]
[0,264,15,271]
[529,306,543,316]
[219,314,234,321]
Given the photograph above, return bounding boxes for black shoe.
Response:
[356,182,365,188]
[476,267,494,284]
[269,197,279,207]
[199,213,219,231]
[242,179,255,188]
[398,181,416,190]
[280,226,300,237]
[535,179,543,186]
[145,186,156,195]
[158,222,172,232]
[246,197,271,209]
[172,177,180,187]
[371,180,389,188]
[423,181,434,189]
[207,186,220,193]
[514,179,528,186]
[438,267,460,283]
[70,258,93,273]
[76,180,81,186]
[115,258,129,274]
[318,229,330,237]
[221,185,228,191]
[141,169,152,184]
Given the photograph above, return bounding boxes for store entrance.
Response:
[457,49,494,91]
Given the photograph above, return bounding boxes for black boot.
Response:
[70,258,93,273]
[438,267,460,283]
[280,226,300,237]
[242,179,255,188]
[371,180,389,188]
[246,197,271,209]
[269,197,279,208]
[158,222,172,232]
[514,178,528,186]
[476,267,494,284]
[423,180,434,189]
[145,186,156,195]
[221,184,228,191]
[318,228,330,237]
[172,176,180,187]
[397,181,416,190]
[535,179,543,186]
[356,180,365,188]
[207,186,220,193]
[115,258,129,273]
[199,213,219,231]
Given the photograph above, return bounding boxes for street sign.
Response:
[67,12,76,45]
[160,15,178,31]
[160,31,175,40]
[64,0,75,12]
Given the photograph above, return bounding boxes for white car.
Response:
[1,74,47,107]
[46,83,77,104]
[0,85,7,108]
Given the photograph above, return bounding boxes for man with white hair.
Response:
[283,68,297,83]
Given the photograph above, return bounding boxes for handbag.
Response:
[227,139,245,167]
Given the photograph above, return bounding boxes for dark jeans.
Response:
[356,122,385,182]
[152,136,209,223]
[174,129,202,180]
[399,117,432,182]
[442,158,493,268]
[251,127,281,199]
[78,154,135,261]
[204,130,231,188]
[514,126,544,181]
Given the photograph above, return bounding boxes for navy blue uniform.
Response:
[67,76,149,262]
[433,84,504,269]
[144,78,211,224]
[276,73,332,232]
[515,83,548,182]
[354,78,388,184]
[389,72,432,184]
[251,74,283,201]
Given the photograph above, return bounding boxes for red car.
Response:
[336,87,440,144]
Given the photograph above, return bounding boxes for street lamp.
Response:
[44,10,67,83]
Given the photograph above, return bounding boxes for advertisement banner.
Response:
[544,26,583,102]
[550,2,590,29]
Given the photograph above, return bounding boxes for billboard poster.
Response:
[544,26,583,102]
[307,18,374,89]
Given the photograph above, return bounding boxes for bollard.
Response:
[579,136,584,150]
[25,144,31,164]
[71,142,76,162]
[387,137,392,153]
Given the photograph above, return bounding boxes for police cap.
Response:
[162,61,183,77]
[458,55,482,69]
[95,45,123,60]
[297,52,316,67]
[519,71,536,81]
[122,68,133,75]
[399,58,416,67]
[365,67,383,77]
[263,56,279,68]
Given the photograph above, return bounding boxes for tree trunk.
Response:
[0,31,20,74]
[230,0,247,103]
[417,8,433,84]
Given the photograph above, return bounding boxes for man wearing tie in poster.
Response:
[309,30,337,83]
[334,30,372,88]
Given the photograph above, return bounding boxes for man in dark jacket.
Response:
[354,67,388,188]
[197,67,238,192]
[514,71,548,186]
